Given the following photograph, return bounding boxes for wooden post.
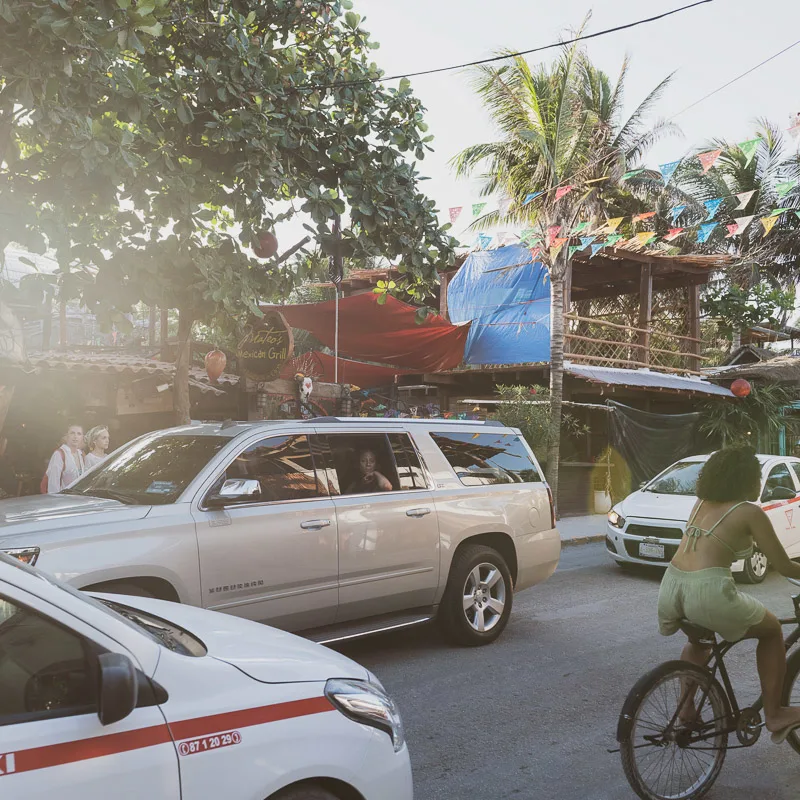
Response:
[637,264,653,365]
[160,308,169,361]
[59,301,67,349]
[439,272,451,320]
[41,298,52,351]
[563,260,573,355]
[148,306,156,346]
[688,284,701,372]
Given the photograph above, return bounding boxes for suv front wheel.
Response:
[439,544,513,646]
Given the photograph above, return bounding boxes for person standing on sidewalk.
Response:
[44,423,85,493]
[84,425,110,469]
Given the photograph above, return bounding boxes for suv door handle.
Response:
[406,508,431,518]
[300,519,331,530]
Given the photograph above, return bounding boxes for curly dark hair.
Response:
[696,446,761,503]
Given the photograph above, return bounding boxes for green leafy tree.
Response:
[703,280,795,340]
[452,30,672,509]
[1,0,455,421]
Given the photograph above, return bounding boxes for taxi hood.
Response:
[0,494,151,536]
[99,594,370,685]
[618,490,697,523]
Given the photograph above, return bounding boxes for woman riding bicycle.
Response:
[658,445,800,742]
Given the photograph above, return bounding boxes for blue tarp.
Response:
[447,245,551,365]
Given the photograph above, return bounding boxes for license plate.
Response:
[639,542,665,559]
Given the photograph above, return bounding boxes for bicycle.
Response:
[616,576,800,800]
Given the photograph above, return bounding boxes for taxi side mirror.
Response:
[97,653,138,726]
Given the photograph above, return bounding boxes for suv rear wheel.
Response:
[439,544,513,646]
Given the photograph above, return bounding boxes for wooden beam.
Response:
[688,283,701,372]
[563,258,573,314]
[59,301,67,349]
[148,306,156,346]
[638,263,653,365]
[160,307,169,361]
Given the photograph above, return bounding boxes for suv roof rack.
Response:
[306,416,505,427]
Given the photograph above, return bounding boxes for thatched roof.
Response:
[709,354,800,384]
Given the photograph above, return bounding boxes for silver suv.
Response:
[0,418,560,646]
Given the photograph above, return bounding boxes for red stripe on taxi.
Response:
[761,495,800,513]
[4,696,333,778]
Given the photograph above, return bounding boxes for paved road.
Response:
[337,544,800,799]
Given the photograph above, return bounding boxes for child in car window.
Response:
[347,449,392,494]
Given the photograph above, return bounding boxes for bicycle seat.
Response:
[678,619,716,643]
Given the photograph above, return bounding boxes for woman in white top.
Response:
[84,425,110,469]
[45,424,85,493]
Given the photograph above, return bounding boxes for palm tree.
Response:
[452,36,673,510]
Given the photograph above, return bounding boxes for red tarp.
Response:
[280,351,414,387]
[263,293,469,372]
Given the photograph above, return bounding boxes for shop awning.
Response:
[263,293,469,372]
[280,351,413,387]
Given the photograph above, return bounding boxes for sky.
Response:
[356,0,800,243]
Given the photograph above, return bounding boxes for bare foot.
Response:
[765,706,800,733]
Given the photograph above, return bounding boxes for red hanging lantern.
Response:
[730,378,752,398]
[253,231,278,259]
[205,349,227,384]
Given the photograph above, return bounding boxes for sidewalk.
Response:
[557,514,607,547]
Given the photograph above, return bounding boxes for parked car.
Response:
[605,453,800,582]
[0,552,411,800]
[0,418,560,646]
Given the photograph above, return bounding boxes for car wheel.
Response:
[439,544,513,647]
[272,784,339,800]
[738,550,768,584]
[86,582,157,599]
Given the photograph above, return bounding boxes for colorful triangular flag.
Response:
[590,243,605,258]
[551,237,569,248]
[662,228,684,242]
[622,168,645,180]
[579,236,596,249]
[568,245,581,259]
[635,231,657,247]
[659,160,681,185]
[605,234,624,247]
[770,207,791,218]
[777,180,797,198]
[669,205,687,223]
[738,138,761,166]
[555,185,575,201]
[632,211,657,223]
[529,246,542,261]
[521,227,536,242]
[498,197,512,217]
[725,223,739,238]
[477,233,492,249]
[523,192,543,206]
[731,215,755,236]
[472,202,487,217]
[704,198,724,220]
[602,217,624,234]
[698,148,723,174]
[734,190,756,210]
[545,225,562,247]
[761,216,779,237]
[571,221,589,234]
[448,207,463,224]
[696,222,718,243]
[550,244,565,261]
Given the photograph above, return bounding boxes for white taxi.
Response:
[605,453,800,583]
[0,553,412,800]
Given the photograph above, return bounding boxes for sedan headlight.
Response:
[1,547,40,566]
[607,510,625,529]
[325,678,405,752]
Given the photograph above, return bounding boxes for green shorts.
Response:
[658,564,767,643]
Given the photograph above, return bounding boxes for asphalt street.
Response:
[337,544,800,799]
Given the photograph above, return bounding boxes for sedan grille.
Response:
[626,524,684,541]
[623,540,679,562]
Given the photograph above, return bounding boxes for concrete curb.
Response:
[560,534,606,547]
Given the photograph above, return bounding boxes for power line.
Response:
[302,0,714,90]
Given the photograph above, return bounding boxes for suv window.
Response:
[763,463,796,501]
[318,434,401,496]
[0,597,96,726]
[431,431,541,486]
[388,434,428,490]
[65,434,228,505]
[219,434,324,503]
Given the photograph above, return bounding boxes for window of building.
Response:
[431,431,542,486]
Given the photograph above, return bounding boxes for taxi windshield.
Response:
[63,433,228,505]
[644,462,704,496]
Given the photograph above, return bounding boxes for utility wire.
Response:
[302,0,714,90]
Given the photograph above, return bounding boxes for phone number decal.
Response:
[178,730,242,756]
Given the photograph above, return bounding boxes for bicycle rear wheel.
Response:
[619,661,730,800]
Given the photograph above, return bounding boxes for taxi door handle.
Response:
[406,508,431,518]
[301,519,331,530]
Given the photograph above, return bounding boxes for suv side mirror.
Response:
[97,653,137,726]
[206,478,261,508]
[764,485,796,502]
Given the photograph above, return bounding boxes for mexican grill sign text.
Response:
[237,312,294,382]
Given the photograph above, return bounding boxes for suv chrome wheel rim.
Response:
[463,562,506,632]
[750,550,768,578]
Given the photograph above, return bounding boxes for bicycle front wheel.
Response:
[619,660,730,800]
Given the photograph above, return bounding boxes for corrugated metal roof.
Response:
[565,363,733,397]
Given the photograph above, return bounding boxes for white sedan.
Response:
[0,552,412,800]
[605,453,800,583]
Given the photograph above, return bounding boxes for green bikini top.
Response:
[683,500,754,560]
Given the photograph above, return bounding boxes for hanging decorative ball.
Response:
[204,349,227,383]
[253,231,278,259]
[731,378,752,398]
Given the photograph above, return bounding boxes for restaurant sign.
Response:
[237,312,294,382]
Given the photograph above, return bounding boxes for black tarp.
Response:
[608,400,701,491]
